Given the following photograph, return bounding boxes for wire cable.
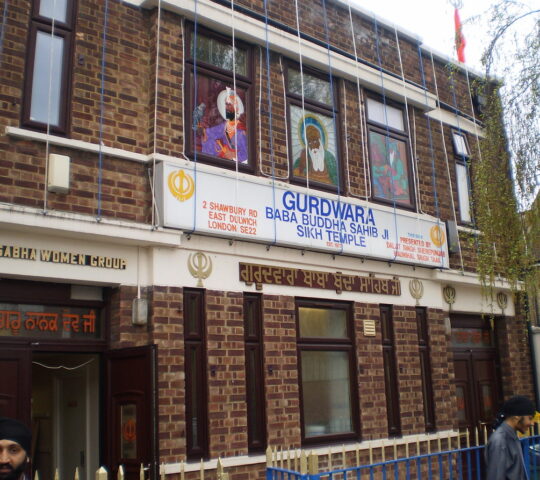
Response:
[257,48,289,181]
[393,25,424,215]
[96,0,110,221]
[150,0,163,228]
[448,70,480,253]
[373,17,399,262]
[43,0,59,214]
[186,0,200,236]
[417,45,445,267]
[33,358,94,371]
[346,0,371,201]
[0,0,9,65]
[278,55,291,176]
[263,0,279,247]
[321,0,344,256]
[180,19,193,162]
[429,49,465,273]
[293,0,309,191]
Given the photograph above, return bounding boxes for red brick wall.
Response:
[496,302,535,401]
[354,302,387,440]
[150,286,185,462]
[105,285,530,470]
[109,285,150,347]
[72,1,151,151]
[427,309,457,431]
[393,306,425,435]
[206,290,248,458]
[262,295,301,448]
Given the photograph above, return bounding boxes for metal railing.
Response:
[267,435,540,480]
[33,460,231,480]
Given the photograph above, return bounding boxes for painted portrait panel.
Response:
[290,105,339,187]
[368,131,412,207]
[191,74,248,164]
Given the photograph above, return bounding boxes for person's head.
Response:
[500,396,536,434]
[305,125,325,171]
[224,93,238,120]
[217,87,244,121]
[305,125,321,151]
[0,418,31,480]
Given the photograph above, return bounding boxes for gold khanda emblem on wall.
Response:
[497,291,508,315]
[443,285,456,311]
[188,252,213,287]
[409,278,424,306]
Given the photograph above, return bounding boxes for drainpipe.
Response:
[528,324,540,408]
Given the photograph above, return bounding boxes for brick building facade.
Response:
[0,1,534,480]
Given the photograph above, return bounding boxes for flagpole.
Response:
[450,0,466,63]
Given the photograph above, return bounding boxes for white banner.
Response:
[156,162,449,268]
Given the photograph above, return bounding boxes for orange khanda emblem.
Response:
[430,225,446,248]
[122,418,136,443]
[168,169,195,202]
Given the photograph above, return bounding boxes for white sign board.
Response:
[156,162,449,268]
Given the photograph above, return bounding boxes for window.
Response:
[416,307,435,432]
[366,97,414,208]
[380,305,401,436]
[244,293,267,451]
[22,0,76,134]
[296,299,358,443]
[452,131,472,223]
[286,65,341,191]
[184,289,208,459]
[186,27,253,171]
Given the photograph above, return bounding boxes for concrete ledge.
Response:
[0,204,181,247]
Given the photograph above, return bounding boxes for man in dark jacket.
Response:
[485,395,536,480]
[0,418,31,480]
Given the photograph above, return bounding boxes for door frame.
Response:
[0,348,31,425]
[0,279,109,474]
[451,314,503,437]
[105,345,158,480]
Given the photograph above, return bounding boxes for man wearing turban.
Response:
[294,124,338,186]
[485,395,536,480]
[0,418,31,480]
[199,87,248,163]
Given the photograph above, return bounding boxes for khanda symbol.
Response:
[409,279,424,306]
[168,169,195,202]
[188,252,213,287]
[443,285,456,311]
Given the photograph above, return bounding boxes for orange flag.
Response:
[454,8,466,63]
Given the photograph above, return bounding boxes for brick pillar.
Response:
[263,295,300,448]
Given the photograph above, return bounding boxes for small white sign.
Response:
[156,162,449,269]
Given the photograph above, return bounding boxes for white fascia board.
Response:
[426,108,485,138]
[126,0,437,110]
[431,268,514,291]
[0,204,181,247]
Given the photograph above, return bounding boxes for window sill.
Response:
[5,126,148,163]
[457,224,481,235]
